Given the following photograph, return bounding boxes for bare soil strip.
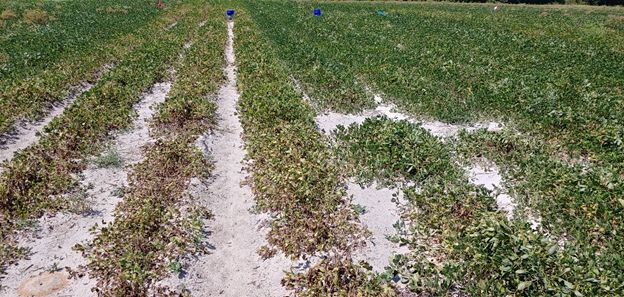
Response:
[0,82,171,297]
[315,94,503,139]
[467,160,546,230]
[172,21,290,296]
[167,21,179,30]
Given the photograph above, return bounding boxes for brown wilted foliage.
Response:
[0,9,16,20]
[106,6,128,14]
[606,15,624,31]
[97,5,129,14]
[23,9,53,25]
[283,255,397,297]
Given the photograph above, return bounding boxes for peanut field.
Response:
[0,0,622,296]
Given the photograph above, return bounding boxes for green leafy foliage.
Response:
[246,1,624,168]
[456,216,587,296]
[456,130,624,294]
[0,0,177,135]
[244,1,374,113]
[243,2,624,294]
[334,117,456,184]
[92,147,123,168]
[334,117,493,236]
[332,117,621,295]
[0,0,161,80]
[234,9,365,259]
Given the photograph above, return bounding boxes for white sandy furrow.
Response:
[166,21,178,30]
[467,162,516,219]
[315,94,503,139]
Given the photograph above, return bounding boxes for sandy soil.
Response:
[468,163,543,230]
[165,21,291,297]
[315,94,503,139]
[166,21,178,30]
[0,82,171,297]
[349,181,409,273]
[290,77,312,105]
[467,162,516,219]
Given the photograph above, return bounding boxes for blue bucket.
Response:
[314,8,321,16]
[226,9,235,20]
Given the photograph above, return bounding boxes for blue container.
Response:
[314,8,321,16]
[226,9,235,20]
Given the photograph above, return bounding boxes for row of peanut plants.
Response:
[75,2,227,295]
[454,129,624,295]
[233,8,399,296]
[0,0,200,276]
[0,0,165,79]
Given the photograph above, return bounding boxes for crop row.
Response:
[243,3,624,294]
[0,0,161,80]
[0,0,185,135]
[76,3,227,295]
[0,1,198,276]
[234,8,364,260]
[243,1,374,114]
